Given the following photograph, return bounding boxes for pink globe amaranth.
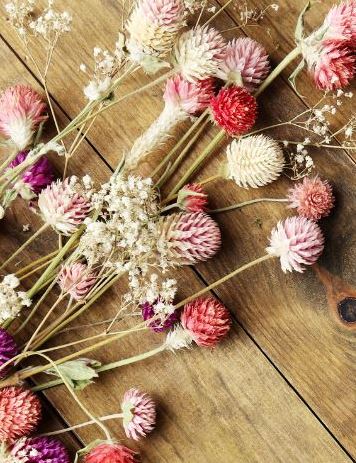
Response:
[177,183,208,212]
[141,300,179,332]
[217,37,270,91]
[0,85,47,150]
[181,296,232,347]
[0,328,19,378]
[9,150,54,197]
[210,86,258,135]
[11,436,70,463]
[311,40,355,91]
[287,175,335,221]
[84,443,139,463]
[267,216,325,273]
[159,212,221,265]
[0,386,42,442]
[164,75,216,115]
[58,262,97,301]
[141,0,185,26]
[323,0,356,43]
[121,388,156,440]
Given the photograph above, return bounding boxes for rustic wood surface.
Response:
[0,0,355,462]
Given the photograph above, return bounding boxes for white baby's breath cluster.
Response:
[0,274,31,324]
[237,1,279,27]
[283,140,314,180]
[82,36,126,102]
[5,0,35,38]
[6,0,71,41]
[29,1,72,40]
[139,274,177,317]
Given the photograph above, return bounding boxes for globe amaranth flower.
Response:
[211,86,258,136]
[84,442,139,463]
[10,436,70,463]
[38,177,92,235]
[0,328,19,378]
[301,1,356,91]
[0,386,42,442]
[158,212,221,266]
[217,37,270,91]
[267,216,325,273]
[304,40,355,91]
[126,0,185,72]
[141,299,179,332]
[287,175,334,221]
[173,26,226,82]
[58,262,97,301]
[322,0,356,43]
[177,183,208,212]
[224,135,285,189]
[0,85,47,150]
[166,297,232,349]
[121,388,156,440]
[126,76,215,170]
[9,151,54,199]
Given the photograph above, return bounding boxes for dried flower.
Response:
[322,1,356,43]
[164,75,215,115]
[126,0,185,72]
[177,183,208,212]
[225,135,284,188]
[0,328,19,378]
[84,443,139,463]
[217,37,270,91]
[38,177,92,235]
[11,436,70,463]
[173,26,226,82]
[267,216,325,273]
[0,85,47,150]
[121,388,156,440]
[0,275,31,325]
[210,86,258,135]
[158,212,221,266]
[0,386,42,442]
[141,299,179,331]
[287,175,334,221]
[126,76,215,169]
[9,151,54,199]
[304,40,355,91]
[166,296,231,349]
[58,263,97,300]
[181,297,231,347]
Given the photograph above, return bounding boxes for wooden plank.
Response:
[0,31,353,463]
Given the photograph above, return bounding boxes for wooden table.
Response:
[0,0,355,461]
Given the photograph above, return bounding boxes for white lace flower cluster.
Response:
[5,0,35,37]
[82,36,126,102]
[0,274,31,324]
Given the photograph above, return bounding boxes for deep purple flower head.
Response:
[0,328,19,378]
[141,299,179,333]
[11,436,70,463]
[9,151,54,198]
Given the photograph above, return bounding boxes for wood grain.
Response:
[0,0,355,461]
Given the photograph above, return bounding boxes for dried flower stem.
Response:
[210,198,288,213]
[42,413,124,436]
[15,249,60,276]
[168,130,226,196]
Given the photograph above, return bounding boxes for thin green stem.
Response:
[167,130,226,196]
[210,198,288,213]
[42,413,124,436]
[255,47,301,97]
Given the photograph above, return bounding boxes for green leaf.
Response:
[46,358,101,390]
[295,0,316,42]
